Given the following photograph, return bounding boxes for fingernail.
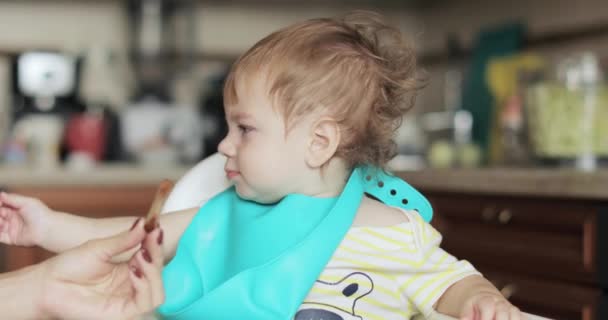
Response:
[142,249,152,263]
[144,217,157,233]
[157,229,164,245]
[130,218,141,231]
[131,266,142,278]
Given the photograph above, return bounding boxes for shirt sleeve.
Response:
[397,210,481,319]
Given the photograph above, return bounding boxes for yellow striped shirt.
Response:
[295,209,479,320]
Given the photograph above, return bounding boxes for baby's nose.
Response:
[218,135,236,157]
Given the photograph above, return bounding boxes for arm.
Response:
[0,265,43,320]
[47,206,198,263]
[397,210,522,319]
[44,210,137,253]
[0,191,197,261]
[158,207,198,262]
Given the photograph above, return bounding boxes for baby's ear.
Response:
[306,117,340,168]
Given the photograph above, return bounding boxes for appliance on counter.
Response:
[12,51,84,118]
[3,51,124,167]
[2,52,83,167]
[120,94,205,166]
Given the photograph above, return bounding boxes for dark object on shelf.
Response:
[420,22,608,66]
[461,23,525,159]
[199,71,229,159]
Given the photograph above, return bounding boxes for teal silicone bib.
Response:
[158,167,431,319]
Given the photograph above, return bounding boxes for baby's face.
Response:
[218,78,316,203]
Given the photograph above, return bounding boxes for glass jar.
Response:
[524,52,608,171]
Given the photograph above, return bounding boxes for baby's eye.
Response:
[238,125,254,135]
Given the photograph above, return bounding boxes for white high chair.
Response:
[161,152,231,214]
[159,153,550,320]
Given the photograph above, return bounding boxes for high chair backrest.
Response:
[161,153,231,214]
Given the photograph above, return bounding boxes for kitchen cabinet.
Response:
[426,192,606,320]
[398,169,608,320]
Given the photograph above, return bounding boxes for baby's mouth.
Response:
[226,170,240,179]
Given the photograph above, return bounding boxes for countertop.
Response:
[2,164,608,200]
[0,164,191,187]
[398,168,608,200]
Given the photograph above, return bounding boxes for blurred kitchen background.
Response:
[0,0,607,172]
[1,1,608,319]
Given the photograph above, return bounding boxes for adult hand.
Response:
[38,218,165,320]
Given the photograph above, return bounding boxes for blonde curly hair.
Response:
[224,11,422,169]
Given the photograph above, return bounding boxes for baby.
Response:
[0,11,522,320]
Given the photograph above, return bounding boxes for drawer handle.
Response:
[500,283,518,299]
[498,209,512,224]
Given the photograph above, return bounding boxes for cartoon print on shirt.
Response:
[295,272,374,320]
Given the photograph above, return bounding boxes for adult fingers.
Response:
[143,227,164,269]
[129,263,153,314]
[129,231,165,312]
[90,218,146,261]
[139,227,165,306]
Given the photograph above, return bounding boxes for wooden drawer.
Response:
[483,270,605,320]
[9,185,158,217]
[426,192,606,286]
[428,193,594,232]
